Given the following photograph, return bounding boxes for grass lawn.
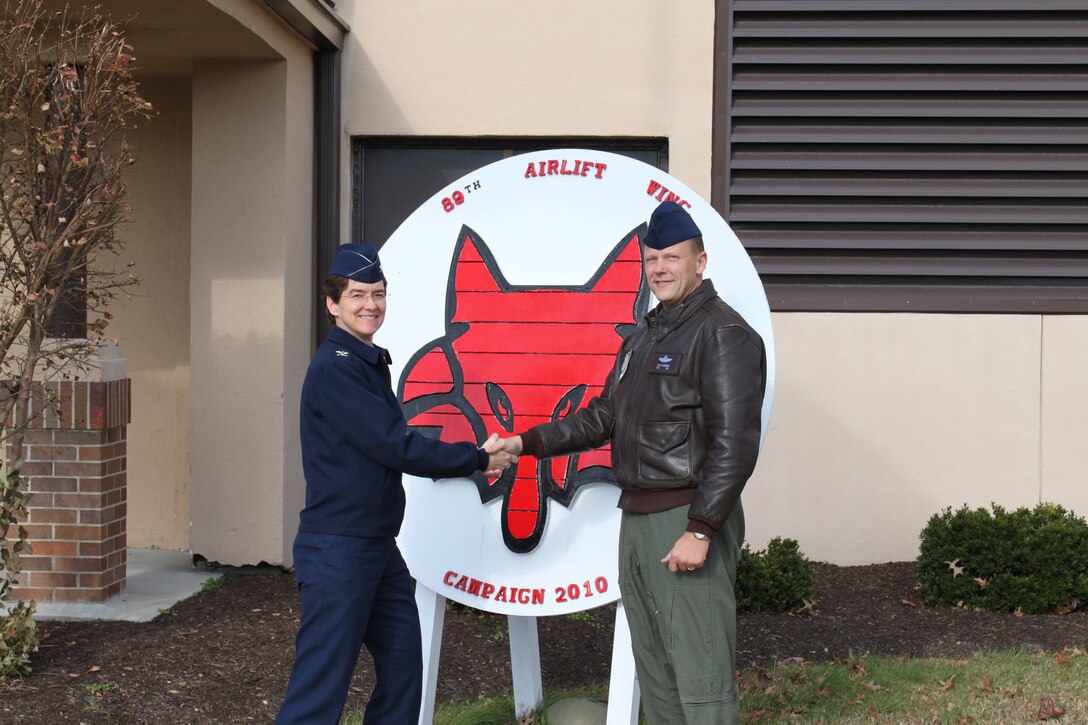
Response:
[410,647,1087,724]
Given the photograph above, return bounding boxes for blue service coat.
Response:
[297,326,487,538]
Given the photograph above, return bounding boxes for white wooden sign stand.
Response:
[416,584,640,724]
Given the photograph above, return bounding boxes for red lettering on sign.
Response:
[554,576,610,602]
[524,159,607,181]
[442,570,589,607]
[646,178,691,208]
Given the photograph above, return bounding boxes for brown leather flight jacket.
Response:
[519,280,767,535]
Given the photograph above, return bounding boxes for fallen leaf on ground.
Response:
[939,675,956,692]
[751,665,773,689]
[1037,695,1064,720]
[1055,599,1078,615]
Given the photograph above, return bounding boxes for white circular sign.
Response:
[386,149,775,615]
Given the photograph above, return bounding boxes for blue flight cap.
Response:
[329,242,384,283]
[644,201,701,250]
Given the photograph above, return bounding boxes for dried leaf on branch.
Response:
[1,0,149,677]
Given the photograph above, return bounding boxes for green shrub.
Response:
[736,537,817,613]
[916,502,1088,614]
[0,599,38,677]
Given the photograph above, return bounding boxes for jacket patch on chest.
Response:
[648,352,683,375]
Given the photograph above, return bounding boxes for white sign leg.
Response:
[508,615,543,717]
[416,583,446,725]
[607,601,640,725]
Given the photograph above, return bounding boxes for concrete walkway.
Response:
[33,548,218,623]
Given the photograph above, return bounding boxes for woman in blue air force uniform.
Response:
[276,243,514,725]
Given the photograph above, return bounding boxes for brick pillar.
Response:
[9,378,131,603]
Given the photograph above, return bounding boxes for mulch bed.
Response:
[3,562,1087,723]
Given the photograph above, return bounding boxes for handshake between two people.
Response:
[478,433,524,478]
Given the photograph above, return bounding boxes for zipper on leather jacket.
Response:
[615,314,659,466]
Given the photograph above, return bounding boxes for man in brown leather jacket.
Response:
[501,201,766,724]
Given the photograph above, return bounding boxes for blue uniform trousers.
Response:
[276,531,422,725]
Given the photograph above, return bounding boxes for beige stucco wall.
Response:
[70,0,316,566]
[184,1,314,566]
[340,0,716,219]
[334,0,1088,565]
[106,0,1088,567]
[744,313,1088,564]
[1040,316,1088,510]
[93,0,314,565]
[113,77,194,550]
[188,55,312,566]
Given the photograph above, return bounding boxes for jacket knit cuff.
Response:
[475,447,490,472]
[518,428,544,458]
[686,518,717,538]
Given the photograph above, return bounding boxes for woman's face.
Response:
[326,279,387,345]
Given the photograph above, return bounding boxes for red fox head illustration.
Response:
[398,225,649,553]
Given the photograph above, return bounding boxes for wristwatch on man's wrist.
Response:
[691,531,709,541]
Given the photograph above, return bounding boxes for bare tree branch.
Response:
[1,0,150,675]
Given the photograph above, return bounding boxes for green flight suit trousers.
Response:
[618,501,744,725]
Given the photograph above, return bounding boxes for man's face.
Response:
[327,279,387,345]
[643,238,707,308]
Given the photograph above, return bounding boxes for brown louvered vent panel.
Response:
[714,0,1088,312]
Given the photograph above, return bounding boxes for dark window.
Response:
[352,138,666,248]
[713,1,1088,312]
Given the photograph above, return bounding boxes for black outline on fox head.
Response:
[398,224,649,553]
